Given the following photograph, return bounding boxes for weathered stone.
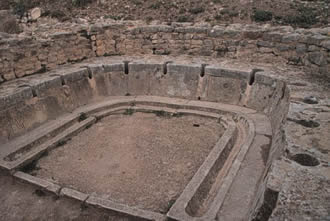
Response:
[3,72,16,81]
[29,8,42,21]
[307,52,327,66]
[60,187,88,202]
[257,40,273,48]
[276,44,292,52]
[208,28,225,37]
[308,45,320,52]
[306,35,328,46]
[296,44,307,54]
[259,47,274,53]
[14,172,61,194]
[320,40,330,50]
[303,96,319,104]
[175,26,208,34]
[262,32,282,43]
[281,33,301,43]
[243,30,263,40]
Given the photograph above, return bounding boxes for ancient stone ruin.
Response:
[0,20,329,221]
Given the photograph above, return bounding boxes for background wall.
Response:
[0,22,329,84]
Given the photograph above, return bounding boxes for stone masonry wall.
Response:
[0,22,329,84]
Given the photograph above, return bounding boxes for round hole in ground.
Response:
[290,153,320,167]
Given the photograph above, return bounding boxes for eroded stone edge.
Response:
[166,114,257,221]
[2,97,268,221]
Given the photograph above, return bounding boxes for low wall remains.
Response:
[0,22,329,83]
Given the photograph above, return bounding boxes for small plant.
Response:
[214,14,222,20]
[124,108,135,116]
[154,110,167,117]
[13,0,35,18]
[131,0,142,5]
[172,112,183,118]
[149,1,161,9]
[228,10,239,17]
[104,15,122,20]
[21,159,40,173]
[252,10,273,22]
[13,1,25,17]
[78,112,88,122]
[165,199,176,212]
[177,15,192,22]
[72,0,91,7]
[153,110,181,118]
[57,139,68,147]
[179,8,186,14]
[283,6,318,28]
[146,16,153,24]
[34,189,46,197]
[189,7,205,14]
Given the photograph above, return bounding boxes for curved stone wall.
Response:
[0,58,290,220]
[0,22,329,83]
[0,60,288,143]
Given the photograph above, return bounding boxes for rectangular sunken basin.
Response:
[0,97,256,221]
[27,111,225,214]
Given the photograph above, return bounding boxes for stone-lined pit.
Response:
[32,112,225,214]
[0,59,290,221]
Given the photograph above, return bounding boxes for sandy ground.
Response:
[0,173,134,221]
[33,112,224,213]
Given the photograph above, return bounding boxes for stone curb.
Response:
[60,187,89,202]
[86,196,165,221]
[13,171,61,195]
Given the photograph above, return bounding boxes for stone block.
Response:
[86,196,164,220]
[321,40,330,50]
[245,72,278,112]
[162,63,201,99]
[0,86,33,110]
[60,67,89,84]
[307,52,327,66]
[60,187,89,202]
[14,171,61,194]
[128,62,163,95]
[204,66,249,104]
[175,27,208,34]
[281,33,302,43]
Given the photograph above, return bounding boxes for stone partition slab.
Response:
[204,66,249,105]
[93,63,128,96]
[86,64,111,97]
[165,63,202,99]
[245,71,282,112]
[128,62,164,95]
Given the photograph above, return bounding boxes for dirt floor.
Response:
[0,0,329,28]
[31,112,224,214]
[0,173,138,221]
